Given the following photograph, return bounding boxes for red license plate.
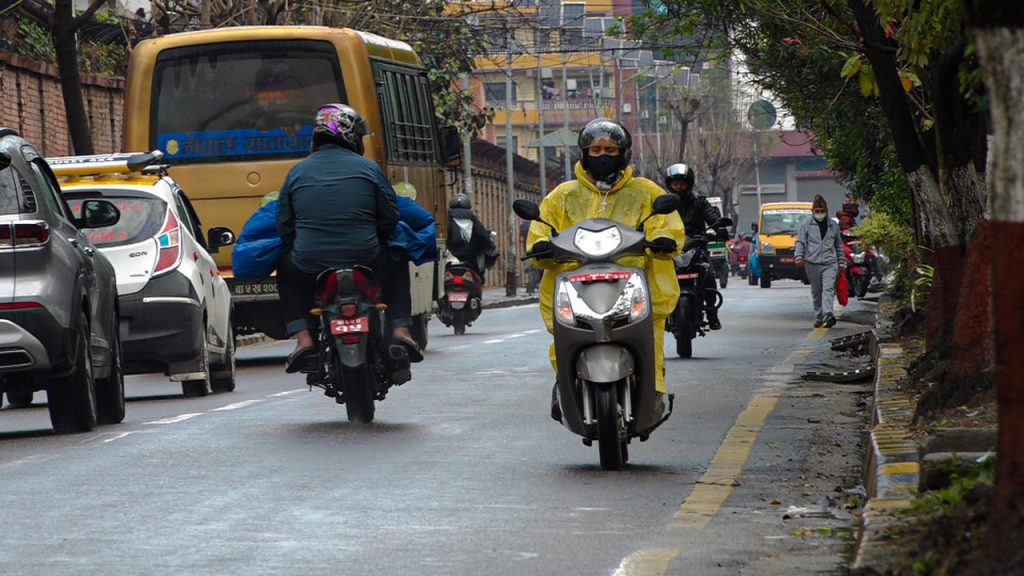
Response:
[448,291,469,303]
[330,316,369,335]
[677,273,699,280]
[780,257,795,264]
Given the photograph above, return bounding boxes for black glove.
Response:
[648,237,678,254]
[528,240,553,258]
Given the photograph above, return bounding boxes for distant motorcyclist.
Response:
[664,163,725,330]
[446,194,499,281]
[526,118,684,420]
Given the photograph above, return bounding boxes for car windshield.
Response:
[761,210,809,235]
[65,193,167,247]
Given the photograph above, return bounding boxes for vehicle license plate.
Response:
[232,281,278,296]
[780,257,795,264]
[448,291,469,303]
[330,316,369,335]
[677,273,699,280]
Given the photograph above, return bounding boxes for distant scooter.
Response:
[437,254,483,335]
[842,233,872,299]
[516,194,681,471]
[666,221,732,358]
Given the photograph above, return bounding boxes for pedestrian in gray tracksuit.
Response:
[794,195,846,328]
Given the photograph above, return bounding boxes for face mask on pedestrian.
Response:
[813,211,827,222]
[586,155,622,183]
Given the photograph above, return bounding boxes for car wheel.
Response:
[96,313,126,424]
[760,271,772,288]
[210,329,236,393]
[182,323,211,398]
[48,311,98,434]
[6,390,33,408]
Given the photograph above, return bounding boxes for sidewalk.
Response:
[481,286,539,309]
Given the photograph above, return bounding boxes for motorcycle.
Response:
[437,257,483,335]
[842,233,872,299]
[515,194,680,471]
[735,254,749,279]
[666,221,732,359]
[301,266,412,422]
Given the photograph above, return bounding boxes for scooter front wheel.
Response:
[596,385,626,470]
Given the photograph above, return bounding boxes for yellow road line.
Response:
[669,393,779,530]
[809,327,829,341]
[611,548,681,576]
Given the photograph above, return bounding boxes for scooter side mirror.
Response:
[514,198,559,237]
[637,194,681,231]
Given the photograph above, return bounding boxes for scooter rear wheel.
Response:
[596,385,626,470]
[453,309,467,335]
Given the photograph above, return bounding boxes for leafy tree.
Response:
[1,0,110,154]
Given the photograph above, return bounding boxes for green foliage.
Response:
[911,263,935,314]
[79,41,129,77]
[854,211,918,298]
[0,13,56,62]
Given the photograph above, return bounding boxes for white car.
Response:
[50,151,237,396]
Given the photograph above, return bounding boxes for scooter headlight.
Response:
[555,281,575,326]
[573,226,622,257]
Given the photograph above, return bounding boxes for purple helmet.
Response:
[313,103,367,150]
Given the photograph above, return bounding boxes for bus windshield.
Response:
[152,40,346,164]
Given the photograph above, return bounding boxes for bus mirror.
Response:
[441,126,462,168]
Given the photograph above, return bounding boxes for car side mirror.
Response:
[440,126,462,168]
[207,227,235,253]
[751,223,759,233]
[75,199,120,229]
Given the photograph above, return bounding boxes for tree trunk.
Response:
[969,2,1024,543]
[53,0,94,155]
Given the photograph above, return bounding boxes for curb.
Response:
[236,333,273,348]
[851,297,919,573]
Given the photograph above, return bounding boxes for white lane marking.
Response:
[483,339,505,344]
[0,454,62,469]
[269,390,304,397]
[144,413,203,425]
[103,431,142,443]
[211,400,262,412]
[505,333,527,339]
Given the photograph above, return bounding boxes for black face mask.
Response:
[587,155,622,182]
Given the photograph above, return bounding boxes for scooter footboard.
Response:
[576,344,634,383]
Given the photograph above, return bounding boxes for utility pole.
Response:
[561,53,571,178]
[753,130,763,209]
[505,22,517,296]
[462,73,474,202]
[536,32,547,196]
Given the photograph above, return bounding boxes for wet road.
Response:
[0,279,872,575]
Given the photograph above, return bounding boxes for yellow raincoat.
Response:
[526,162,685,393]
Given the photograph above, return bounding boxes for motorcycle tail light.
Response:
[628,279,649,322]
[444,269,453,281]
[462,271,475,282]
[316,272,339,304]
[342,335,361,344]
[353,268,382,303]
[452,276,464,285]
[555,282,575,326]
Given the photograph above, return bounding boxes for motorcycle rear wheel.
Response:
[453,309,466,336]
[675,298,694,359]
[596,385,626,470]
[339,361,376,423]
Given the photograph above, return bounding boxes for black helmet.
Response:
[578,118,632,172]
[449,193,471,210]
[665,163,695,190]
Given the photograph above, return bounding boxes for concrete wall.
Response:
[0,50,124,157]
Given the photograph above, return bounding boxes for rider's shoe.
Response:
[707,311,722,331]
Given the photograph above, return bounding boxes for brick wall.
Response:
[0,49,124,156]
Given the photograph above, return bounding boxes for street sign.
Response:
[747,99,777,131]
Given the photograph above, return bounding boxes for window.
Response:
[27,161,67,220]
[0,167,27,215]
[484,82,517,104]
[151,40,347,164]
[496,135,519,152]
[65,193,167,247]
[375,63,439,164]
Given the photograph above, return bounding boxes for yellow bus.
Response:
[123,26,456,342]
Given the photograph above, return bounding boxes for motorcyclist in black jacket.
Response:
[665,163,725,330]
[446,194,499,280]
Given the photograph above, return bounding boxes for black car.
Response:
[0,128,125,433]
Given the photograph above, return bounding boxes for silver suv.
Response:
[0,128,125,433]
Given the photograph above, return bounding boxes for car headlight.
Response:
[573,226,622,257]
[555,281,575,326]
[760,242,776,255]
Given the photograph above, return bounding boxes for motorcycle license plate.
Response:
[677,272,699,280]
[780,257,795,264]
[448,291,469,303]
[330,316,369,335]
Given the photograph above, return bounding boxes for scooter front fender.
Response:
[576,344,634,383]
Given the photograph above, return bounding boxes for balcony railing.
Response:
[488,97,615,111]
